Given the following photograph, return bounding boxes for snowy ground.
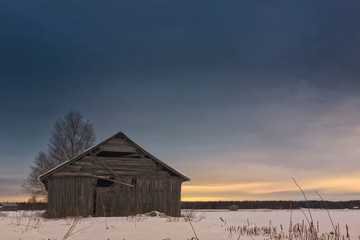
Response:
[0,209,359,240]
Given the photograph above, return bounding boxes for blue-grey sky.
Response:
[1,0,360,201]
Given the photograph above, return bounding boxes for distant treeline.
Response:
[13,200,360,211]
[17,202,47,211]
[181,200,360,209]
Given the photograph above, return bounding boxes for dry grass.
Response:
[165,217,181,222]
[2,207,356,240]
[7,211,44,232]
[166,212,206,223]
[223,178,353,240]
[290,178,348,240]
[182,209,196,222]
[125,214,145,222]
[221,178,354,240]
[62,217,81,239]
[224,219,350,240]
[182,209,199,240]
[0,211,7,218]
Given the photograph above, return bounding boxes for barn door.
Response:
[95,178,116,217]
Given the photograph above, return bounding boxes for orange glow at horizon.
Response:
[1,174,359,203]
[0,196,34,202]
[180,174,360,201]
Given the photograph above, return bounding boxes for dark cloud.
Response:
[1,1,360,81]
[2,0,360,199]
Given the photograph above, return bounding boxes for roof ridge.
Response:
[38,131,190,183]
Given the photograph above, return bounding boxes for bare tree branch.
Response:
[22,111,96,198]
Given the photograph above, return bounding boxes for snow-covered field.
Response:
[0,209,359,240]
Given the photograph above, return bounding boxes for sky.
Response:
[1,0,360,202]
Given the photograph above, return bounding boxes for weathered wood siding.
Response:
[47,176,182,217]
[45,134,186,218]
[47,176,95,218]
[68,155,171,177]
[95,176,181,217]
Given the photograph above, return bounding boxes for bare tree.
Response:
[23,151,53,196]
[23,111,96,198]
[48,111,96,164]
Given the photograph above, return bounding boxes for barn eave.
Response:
[38,132,190,185]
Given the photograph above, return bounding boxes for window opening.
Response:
[96,177,114,187]
[96,151,133,157]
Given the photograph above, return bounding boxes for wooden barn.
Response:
[39,132,190,218]
[0,202,18,211]
[228,204,239,211]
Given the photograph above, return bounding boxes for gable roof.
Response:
[39,132,190,183]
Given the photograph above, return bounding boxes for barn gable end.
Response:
[39,132,190,218]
